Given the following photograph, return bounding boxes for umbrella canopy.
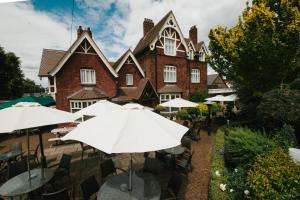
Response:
[0,96,55,110]
[159,98,198,108]
[0,102,74,133]
[205,95,227,102]
[62,104,188,154]
[223,94,239,102]
[73,100,121,119]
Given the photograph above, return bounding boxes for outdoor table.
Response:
[0,150,23,162]
[0,168,54,198]
[163,145,185,156]
[97,171,161,200]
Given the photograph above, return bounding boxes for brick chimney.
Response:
[86,27,92,38]
[143,18,154,36]
[189,25,198,45]
[77,26,83,38]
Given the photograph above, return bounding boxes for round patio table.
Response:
[97,171,161,200]
[0,150,23,162]
[0,168,54,197]
[163,145,185,156]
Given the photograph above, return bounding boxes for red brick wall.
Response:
[188,60,207,95]
[117,63,143,87]
[55,53,117,112]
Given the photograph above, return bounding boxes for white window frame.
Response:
[70,100,98,113]
[199,49,205,62]
[164,65,176,83]
[80,69,96,84]
[126,74,133,86]
[160,93,181,113]
[48,76,56,94]
[191,69,200,83]
[164,38,176,56]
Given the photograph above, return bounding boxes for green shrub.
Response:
[154,104,165,113]
[227,167,249,199]
[187,107,200,116]
[176,109,189,120]
[273,124,297,151]
[224,127,275,169]
[189,90,208,102]
[247,148,300,200]
[211,103,222,113]
[209,129,230,200]
[197,102,208,116]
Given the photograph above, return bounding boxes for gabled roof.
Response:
[67,87,108,100]
[112,79,158,102]
[39,49,66,76]
[207,74,219,85]
[133,11,189,56]
[41,31,118,77]
[195,41,208,54]
[185,38,196,51]
[113,49,145,77]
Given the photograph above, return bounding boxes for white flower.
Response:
[244,190,250,195]
[219,183,226,191]
[215,170,221,176]
[234,168,238,173]
[230,189,234,193]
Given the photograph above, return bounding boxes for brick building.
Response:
[38,11,208,112]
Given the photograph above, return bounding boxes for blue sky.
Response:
[0,0,248,86]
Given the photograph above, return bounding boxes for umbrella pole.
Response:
[38,132,47,168]
[129,153,133,191]
[27,129,31,181]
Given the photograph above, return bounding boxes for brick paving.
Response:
[0,129,216,200]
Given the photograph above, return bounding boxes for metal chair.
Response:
[8,159,27,179]
[100,159,126,181]
[24,144,40,167]
[42,188,70,200]
[175,151,194,174]
[80,175,100,200]
[161,174,183,200]
[80,142,96,160]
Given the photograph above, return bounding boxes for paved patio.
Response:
[0,129,215,200]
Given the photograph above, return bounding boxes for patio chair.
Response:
[23,144,40,167]
[155,151,167,162]
[143,158,164,175]
[80,142,96,160]
[161,173,183,200]
[100,159,126,181]
[42,188,70,200]
[175,151,194,174]
[80,175,100,200]
[8,159,27,179]
[181,137,192,151]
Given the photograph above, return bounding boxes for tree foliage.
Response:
[209,0,300,117]
[0,46,43,99]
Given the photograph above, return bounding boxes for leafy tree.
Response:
[189,90,208,102]
[209,0,300,118]
[23,78,45,94]
[0,46,24,99]
[257,88,300,130]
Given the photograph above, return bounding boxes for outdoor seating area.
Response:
[0,100,216,200]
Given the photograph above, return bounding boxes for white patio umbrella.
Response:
[73,99,122,120]
[62,103,188,190]
[0,102,74,179]
[159,98,198,108]
[205,95,227,102]
[223,94,239,102]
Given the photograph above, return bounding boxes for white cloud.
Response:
[0,2,71,86]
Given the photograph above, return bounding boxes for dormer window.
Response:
[164,38,176,56]
[80,69,96,84]
[126,74,133,86]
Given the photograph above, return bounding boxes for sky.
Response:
[0,0,248,87]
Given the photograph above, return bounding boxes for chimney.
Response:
[143,18,154,36]
[86,27,92,38]
[189,25,198,45]
[77,26,83,38]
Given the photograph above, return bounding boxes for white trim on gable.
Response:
[49,32,118,77]
[149,12,190,56]
[115,50,145,77]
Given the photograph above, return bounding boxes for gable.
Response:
[49,32,118,77]
[133,11,189,56]
[115,50,145,77]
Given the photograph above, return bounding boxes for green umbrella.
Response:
[0,96,55,109]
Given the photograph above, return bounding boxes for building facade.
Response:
[38,11,208,112]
